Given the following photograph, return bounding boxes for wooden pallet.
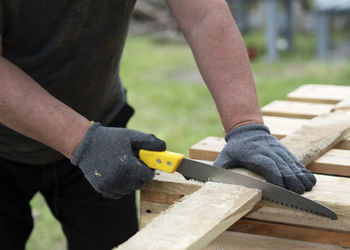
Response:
[120,84,350,249]
[188,84,350,248]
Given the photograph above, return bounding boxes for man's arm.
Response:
[166,0,263,132]
[0,35,165,199]
[0,35,90,158]
[166,0,316,194]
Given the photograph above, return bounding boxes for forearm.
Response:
[0,56,89,158]
[167,0,263,132]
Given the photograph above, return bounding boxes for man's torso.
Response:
[0,0,136,164]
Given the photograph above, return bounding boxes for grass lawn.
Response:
[27,32,350,249]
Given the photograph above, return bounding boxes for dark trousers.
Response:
[0,104,137,250]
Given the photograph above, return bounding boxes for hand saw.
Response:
[139,149,337,220]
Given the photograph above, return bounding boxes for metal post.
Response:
[265,0,278,60]
[316,11,330,59]
[285,0,293,51]
[235,0,249,33]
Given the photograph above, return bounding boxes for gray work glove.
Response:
[214,124,316,194]
[71,122,166,199]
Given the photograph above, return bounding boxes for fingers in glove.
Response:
[273,147,303,174]
[127,129,166,151]
[283,149,317,185]
[92,180,127,200]
[295,173,314,191]
[213,152,238,169]
[131,157,156,188]
[102,192,124,200]
[279,154,314,191]
[295,161,317,185]
[262,152,305,194]
[274,148,314,191]
[244,154,286,189]
[101,156,154,193]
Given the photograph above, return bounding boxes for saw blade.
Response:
[177,158,337,220]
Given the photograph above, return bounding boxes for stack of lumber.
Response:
[119,84,350,249]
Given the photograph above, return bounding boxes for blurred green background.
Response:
[27,31,350,249]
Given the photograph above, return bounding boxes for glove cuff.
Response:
[224,123,271,142]
[71,122,101,166]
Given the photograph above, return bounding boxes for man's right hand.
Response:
[71,122,166,199]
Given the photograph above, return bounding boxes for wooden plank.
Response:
[140,170,350,246]
[150,169,350,218]
[308,149,350,176]
[140,201,172,228]
[204,231,344,250]
[189,137,225,162]
[229,219,350,247]
[263,115,350,150]
[118,182,261,250]
[286,84,350,104]
[335,139,350,150]
[261,100,334,119]
[189,136,225,162]
[279,112,350,166]
[246,204,350,233]
[332,98,350,112]
[140,201,350,241]
[263,116,309,139]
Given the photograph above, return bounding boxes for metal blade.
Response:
[177,158,337,220]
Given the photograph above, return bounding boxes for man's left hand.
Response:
[214,124,316,194]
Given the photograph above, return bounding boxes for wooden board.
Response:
[308,149,350,176]
[263,115,350,150]
[261,100,334,119]
[287,84,350,104]
[279,112,350,166]
[332,98,350,112]
[204,231,344,250]
[141,198,350,236]
[144,170,350,218]
[140,170,350,247]
[335,139,350,150]
[246,204,350,233]
[189,136,225,162]
[263,116,309,139]
[118,182,261,250]
[229,219,350,247]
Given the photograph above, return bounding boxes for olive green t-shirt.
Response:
[0,0,136,164]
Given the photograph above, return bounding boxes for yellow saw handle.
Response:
[139,149,184,173]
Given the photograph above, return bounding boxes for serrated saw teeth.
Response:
[262,197,331,219]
